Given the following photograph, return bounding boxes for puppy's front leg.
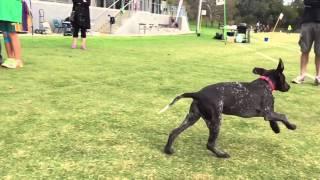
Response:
[265,112,297,130]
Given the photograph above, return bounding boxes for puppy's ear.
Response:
[277,58,284,73]
[252,67,266,75]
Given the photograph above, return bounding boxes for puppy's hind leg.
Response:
[269,121,280,134]
[204,110,230,158]
[164,102,201,155]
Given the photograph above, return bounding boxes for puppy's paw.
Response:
[270,121,280,134]
[215,152,230,158]
[209,147,230,158]
[164,147,174,155]
[272,129,280,134]
[288,124,297,130]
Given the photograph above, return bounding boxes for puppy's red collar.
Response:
[260,76,275,91]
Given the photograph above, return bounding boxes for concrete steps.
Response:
[97,11,132,33]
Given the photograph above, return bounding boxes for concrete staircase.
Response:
[94,10,191,35]
[115,11,190,35]
[95,10,132,33]
[105,0,114,7]
[108,11,132,33]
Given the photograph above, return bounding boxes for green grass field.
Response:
[0,28,319,179]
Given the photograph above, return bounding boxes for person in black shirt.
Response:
[292,0,320,85]
[71,0,91,50]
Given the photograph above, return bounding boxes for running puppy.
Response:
[160,59,296,158]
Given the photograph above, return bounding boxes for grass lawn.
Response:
[0,28,319,179]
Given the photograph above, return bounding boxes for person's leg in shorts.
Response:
[3,32,14,58]
[0,22,23,68]
[72,24,80,48]
[4,32,22,60]
[80,28,87,50]
[292,23,314,84]
[314,23,320,85]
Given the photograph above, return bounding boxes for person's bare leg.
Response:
[9,32,23,67]
[300,52,309,76]
[315,55,320,85]
[81,38,86,49]
[3,33,14,58]
[316,55,320,77]
[9,33,22,59]
[72,38,78,48]
[292,52,309,84]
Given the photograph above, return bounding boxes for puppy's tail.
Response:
[159,93,198,114]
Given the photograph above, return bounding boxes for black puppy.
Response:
[160,59,296,158]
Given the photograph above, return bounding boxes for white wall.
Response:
[116,11,190,34]
[30,1,190,34]
[31,1,118,30]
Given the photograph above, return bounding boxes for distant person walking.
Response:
[287,25,292,33]
[71,0,91,50]
[292,0,320,85]
[0,0,23,68]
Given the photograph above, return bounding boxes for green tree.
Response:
[235,0,284,25]
[282,0,304,30]
[171,0,304,30]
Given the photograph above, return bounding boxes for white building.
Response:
[31,0,190,35]
[39,0,162,13]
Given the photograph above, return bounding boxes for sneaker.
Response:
[315,77,320,86]
[71,44,77,49]
[81,45,86,50]
[291,75,305,84]
[1,58,17,69]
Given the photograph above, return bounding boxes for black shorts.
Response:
[0,21,16,32]
[299,23,320,56]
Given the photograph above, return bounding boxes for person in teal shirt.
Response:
[0,0,24,68]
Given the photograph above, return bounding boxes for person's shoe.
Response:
[315,76,320,86]
[81,45,86,50]
[291,75,305,84]
[71,44,77,49]
[1,58,17,69]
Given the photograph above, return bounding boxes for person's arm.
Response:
[82,0,91,6]
[73,0,83,4]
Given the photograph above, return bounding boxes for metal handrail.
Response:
[151,3,161,14]
[92,0,132,32]
[107,0,121,9]
[91,9,109,30]
[93,1,118,21]
[91,0,122,30]
[114,0,133,17]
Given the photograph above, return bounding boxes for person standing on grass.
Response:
[71,0,91,50]
[0,0,23,68]
[292,0,320,85]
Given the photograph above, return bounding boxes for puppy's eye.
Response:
[279,75,284,82]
